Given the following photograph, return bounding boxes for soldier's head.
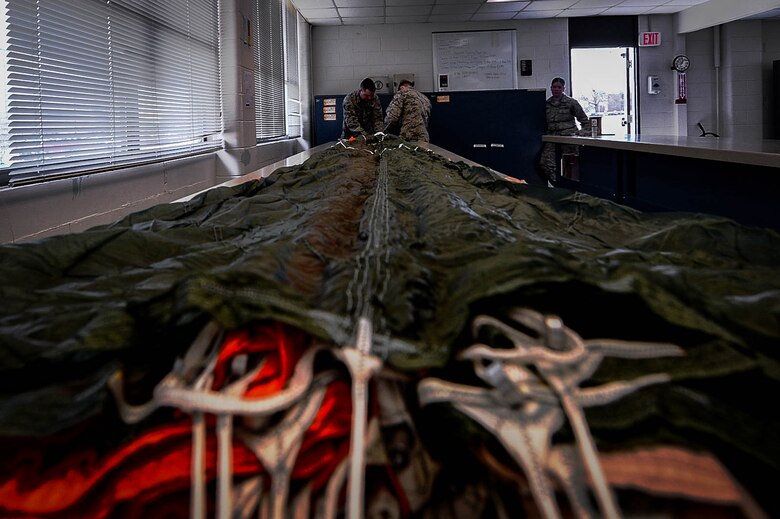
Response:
[550,77,566,99]
[359,78,377,101]
[398,79,414,91]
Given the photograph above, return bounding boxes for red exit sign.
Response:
[639,32,661,46]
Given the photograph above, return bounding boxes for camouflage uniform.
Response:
[341,90,383,139]
[383,88,432,142]
[539,93,591,182]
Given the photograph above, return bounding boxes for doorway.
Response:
[570,47,637,137]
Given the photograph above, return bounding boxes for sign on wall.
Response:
[432,30,518,92]
[639,32,661,46]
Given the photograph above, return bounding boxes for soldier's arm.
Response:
[343,95,366,135]
[383,96,401,132]
[572,100,590,129]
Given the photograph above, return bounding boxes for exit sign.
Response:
[639,32,661,46]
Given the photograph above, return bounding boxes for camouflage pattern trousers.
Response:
[539,133,579,183]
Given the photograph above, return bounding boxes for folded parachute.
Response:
[0,135,778,517]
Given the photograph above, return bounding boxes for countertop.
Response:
[542,134,780,169]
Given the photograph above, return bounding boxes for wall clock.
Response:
[671,55,690,72]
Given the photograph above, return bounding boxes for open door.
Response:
[570,47,637,137]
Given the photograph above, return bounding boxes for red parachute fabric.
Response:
[0,322,352,518]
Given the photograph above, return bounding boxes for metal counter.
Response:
[543,134,780,230]
[543,134,780,169]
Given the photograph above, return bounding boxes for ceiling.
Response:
[290,0,780,25]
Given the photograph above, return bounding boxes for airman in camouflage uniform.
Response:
[341,77,384,140]
[383,80,432,142]
[540,77,591,182]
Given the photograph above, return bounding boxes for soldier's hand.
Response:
[362,133,378,144]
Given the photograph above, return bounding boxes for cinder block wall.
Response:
[311,15,780,142]
[719,20,764,140]
[311,18,570,95]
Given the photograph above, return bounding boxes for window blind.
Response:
[254,0,285,140]
[284,1,301,138]
[1,0,221,186]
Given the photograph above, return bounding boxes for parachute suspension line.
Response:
[343,148,392,518]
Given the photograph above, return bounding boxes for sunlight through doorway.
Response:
[570,47,637,137]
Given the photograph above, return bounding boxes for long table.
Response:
[543,134,780,231]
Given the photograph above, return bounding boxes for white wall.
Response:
[719,21,764,139]
[677,0,780,34]
[0,155,215,242]
[0,0,313,243]
[300,16,314,143]
[762,20,780,139]
[683,25,717,137]
[681,19,780,140]
[312,16,701,138]
[312,15,780,143]
[637,15,688,136]
[311,19,569,95]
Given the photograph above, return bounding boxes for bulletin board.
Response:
[432,30,518,92]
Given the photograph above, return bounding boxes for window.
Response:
[284,0,301,138]
[0,0,221,187]
[254,0,285,140]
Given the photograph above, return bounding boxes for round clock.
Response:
[671,55,690,72]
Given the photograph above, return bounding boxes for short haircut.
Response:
[360,77,376,91]
[399,79,414,88]
[551,77,566,87]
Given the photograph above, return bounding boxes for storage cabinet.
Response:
[313,89,546,185]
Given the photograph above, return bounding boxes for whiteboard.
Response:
[432,30,518,92]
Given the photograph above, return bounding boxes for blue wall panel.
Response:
[314,89,546,185]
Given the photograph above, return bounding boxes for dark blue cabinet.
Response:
[313,89,546,185]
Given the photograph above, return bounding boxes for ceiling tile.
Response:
[295,0,778,26]
[305,17,343,24]
[523,0,577,10]
[563,7,609,15]
[334,0,383,6]
[385,0,435,5]
[601,5,652,14]
[299,7,339,17]
[645,5,686,13]
[341,16,386,24]
[472,11,521,19]
[617,0,667,6]
[387,5,432,15]
[663,0,709,4]
[570,0,617,7]
[514,9,564,17]
[386,15,431,22]
[477,1,530,12]
[427,13,475,21]
[291,0,336,8]
[432,4,480,13]
[338,7,385,17]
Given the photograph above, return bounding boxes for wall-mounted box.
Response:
[370,76,391,94]
[393,73,415,92]
[648,75,660,94]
